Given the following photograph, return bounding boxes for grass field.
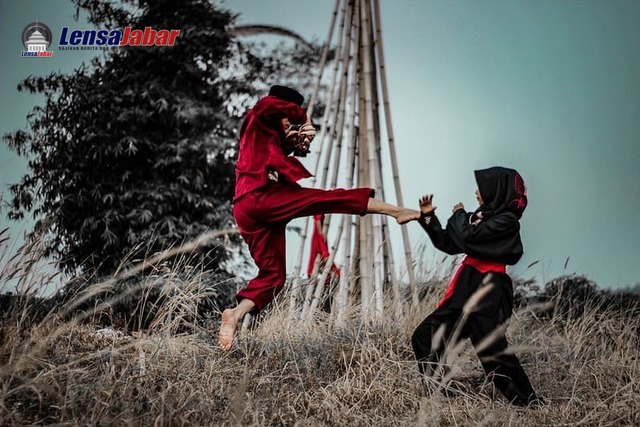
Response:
[0,227,638,426]
[1,265,639,426]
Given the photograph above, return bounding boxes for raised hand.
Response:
[299,122,316,143]
[280,118,314,157]
[419,194,437,216]
[452,202,465,213]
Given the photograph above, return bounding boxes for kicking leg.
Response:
[367,198,420,224]
[256,185,419,224]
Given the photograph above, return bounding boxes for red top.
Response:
[438,255,507,307]
[234,96,312,201]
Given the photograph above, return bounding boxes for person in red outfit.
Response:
[219,85,419,351]
[411,167,542,406]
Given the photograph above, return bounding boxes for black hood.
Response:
[474,167,527,219]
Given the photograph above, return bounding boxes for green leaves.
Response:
[4,0,239,276]
[4,0,326,278]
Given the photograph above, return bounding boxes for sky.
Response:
[1,0,639,290]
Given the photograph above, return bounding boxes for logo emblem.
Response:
[21,22,53,57]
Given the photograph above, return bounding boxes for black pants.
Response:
[411,304,540,406]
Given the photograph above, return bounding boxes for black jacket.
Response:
[419,209,523,265]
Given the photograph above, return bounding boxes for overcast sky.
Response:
[1,0,639,289]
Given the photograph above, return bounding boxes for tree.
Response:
[4,0,244,276]
[4,0,328,282]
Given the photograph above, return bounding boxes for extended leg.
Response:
[254,184,419,225]
[366,198,420,224]
[467,312,541,406]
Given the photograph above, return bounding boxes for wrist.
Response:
[419,211,433,226]
[419,210,434,219]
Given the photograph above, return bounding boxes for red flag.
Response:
[307,214,340,278]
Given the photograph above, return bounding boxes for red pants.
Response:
[233,182,374,312]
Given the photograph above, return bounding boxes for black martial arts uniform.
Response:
[411,167,542,407]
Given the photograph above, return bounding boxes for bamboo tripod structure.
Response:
[289,0,418,322]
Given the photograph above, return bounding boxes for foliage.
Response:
[3,0,327,279]
[525,274,640,319]
[4,0,243,276]
[224,37,329,123]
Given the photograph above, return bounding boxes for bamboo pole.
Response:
[330,2,357,193]
[297,0,416,321]
[356,21,374,320]
[367,0,388,317]
[368,0,400,316]
[299,1,351,317]
[350,212,361,309]
[359,0,385,318]
[335,18,361,324]
[322,0,355,233]
[289,0,347,312]
[373,0,418,307]
[307,0,356,317]
[300,219,322,320]
[317,0,349,191]
[306,0,341,119]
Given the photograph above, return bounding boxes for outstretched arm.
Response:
[417,194,462,255]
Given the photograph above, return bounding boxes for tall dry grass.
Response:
[1,232,639,425]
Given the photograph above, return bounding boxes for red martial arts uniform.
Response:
[233,95,373,311]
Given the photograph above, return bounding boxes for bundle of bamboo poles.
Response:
[289,0,417,322]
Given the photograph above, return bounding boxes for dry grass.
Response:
[1,233,639,425]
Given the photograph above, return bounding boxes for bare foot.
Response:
[218,309,238,351]
[396,208,420,224]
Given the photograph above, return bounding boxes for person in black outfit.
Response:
[411,166,542,407]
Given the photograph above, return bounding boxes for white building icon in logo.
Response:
[21,22,53,58]
[26,28,49,52]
